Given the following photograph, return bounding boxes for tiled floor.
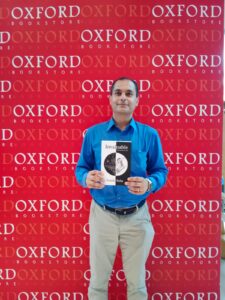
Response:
[221,259,225,299]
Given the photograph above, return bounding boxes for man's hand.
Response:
[86,170,105,189]
[125,177,148,195]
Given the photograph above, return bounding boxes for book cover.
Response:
[101,141,131,185]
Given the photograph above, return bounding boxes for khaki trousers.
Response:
[88,200,155,300]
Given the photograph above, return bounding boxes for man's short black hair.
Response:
[110,77,139,96]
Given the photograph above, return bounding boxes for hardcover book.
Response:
[101,140,131,185]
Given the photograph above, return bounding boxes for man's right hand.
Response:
[86,170,105,189]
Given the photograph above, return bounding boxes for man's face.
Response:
[109,80,139,116]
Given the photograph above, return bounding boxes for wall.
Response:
[0,1,224,299]
[223,111,225,181]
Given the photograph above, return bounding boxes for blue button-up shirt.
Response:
[75,118,168,208]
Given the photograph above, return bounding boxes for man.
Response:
[75,77,168,300]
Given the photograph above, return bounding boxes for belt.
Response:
[97,199,146,216]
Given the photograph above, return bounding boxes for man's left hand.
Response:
[125,177,148,195]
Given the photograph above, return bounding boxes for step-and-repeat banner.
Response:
[0,1,224,299]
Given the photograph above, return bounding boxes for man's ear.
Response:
[109,95,112,106]
[136,97,139,107]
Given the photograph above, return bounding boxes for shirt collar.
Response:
[106,117,137,132]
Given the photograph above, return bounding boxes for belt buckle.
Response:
[115,208,124,215]
[116,206,137,216]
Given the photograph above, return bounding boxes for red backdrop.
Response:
[0,1,224,299]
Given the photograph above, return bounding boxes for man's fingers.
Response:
[90,181,104,189]
[125,176,148,195]
[87,170,105,189]
[88,171,104,180]
[125,181,141,189]
[87,179,104,189]
[125,181,139,188]
[127,177,142,182]
[91,171,104,179]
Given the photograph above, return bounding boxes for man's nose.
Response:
[120,94,127,101]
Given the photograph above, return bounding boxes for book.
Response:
[101,141,131,185]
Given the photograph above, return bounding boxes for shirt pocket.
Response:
[132,150,148,176]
